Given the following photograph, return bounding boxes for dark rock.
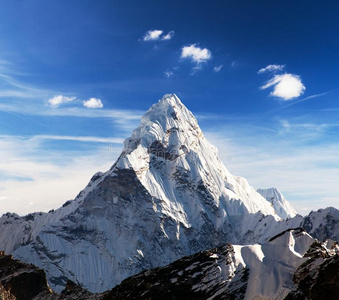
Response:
[0,253,51,300]
[103,244,247,300]
[285,252,339,299]
[0,254,101,300]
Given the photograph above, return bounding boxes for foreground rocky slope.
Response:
[0,252,100,300]
[109,228,338,300]
[2,229,338,300]
[0,251,50,300]
[285,238,339,299]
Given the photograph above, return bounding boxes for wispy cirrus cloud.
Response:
[258,64,285,74]
[0,102,142,133]
[0,103,141,119]
[162,31,174,40]
[0,67,51,99]
[213,65,223,72]
[270,92,330,112]
[0,134,120,215]
[164,70,174,78]
[30,135,124,144]
[204,117,339,216]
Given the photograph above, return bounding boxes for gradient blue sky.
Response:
[0,0,338,215]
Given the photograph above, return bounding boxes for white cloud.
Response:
[0,135,119,215]
[258,64,285,74]
[181,44,212,64]
[48,95,76,107]
[164,71,174,78]
[83,98,103,108]
[213,65,223,72]
[190,65,203,75]
[0,103,141,138]
[48,95,104,109]
[142,30,174,42]
[162,31,175,40]
[0,102,142,133]
[204,121,339,216]
[143,30,163,41]
[271,92,329,112]
[0,90,41,98]
[0,59,54,102]
[261,73,306,100]
[31,135,124,144]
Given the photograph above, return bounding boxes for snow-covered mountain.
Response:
[257,187,297,219]
[0,94,289,293]
[0,93,334,294]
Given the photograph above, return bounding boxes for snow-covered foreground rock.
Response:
[108,228,339,300]
[1,230,339,299]
[0,94,337,293]
[234,228,314,299]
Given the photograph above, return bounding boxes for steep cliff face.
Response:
[0,94,302,293]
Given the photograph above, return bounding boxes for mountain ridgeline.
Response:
[1,94,339,299]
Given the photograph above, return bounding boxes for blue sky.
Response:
[0,0,338,215]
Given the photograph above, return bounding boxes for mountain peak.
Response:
[257,187,297,219]
[115,94,278,221]
[159,93,181,105]
[144,93,189,120]
[138,93,199,138]
[118,94,204,167]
